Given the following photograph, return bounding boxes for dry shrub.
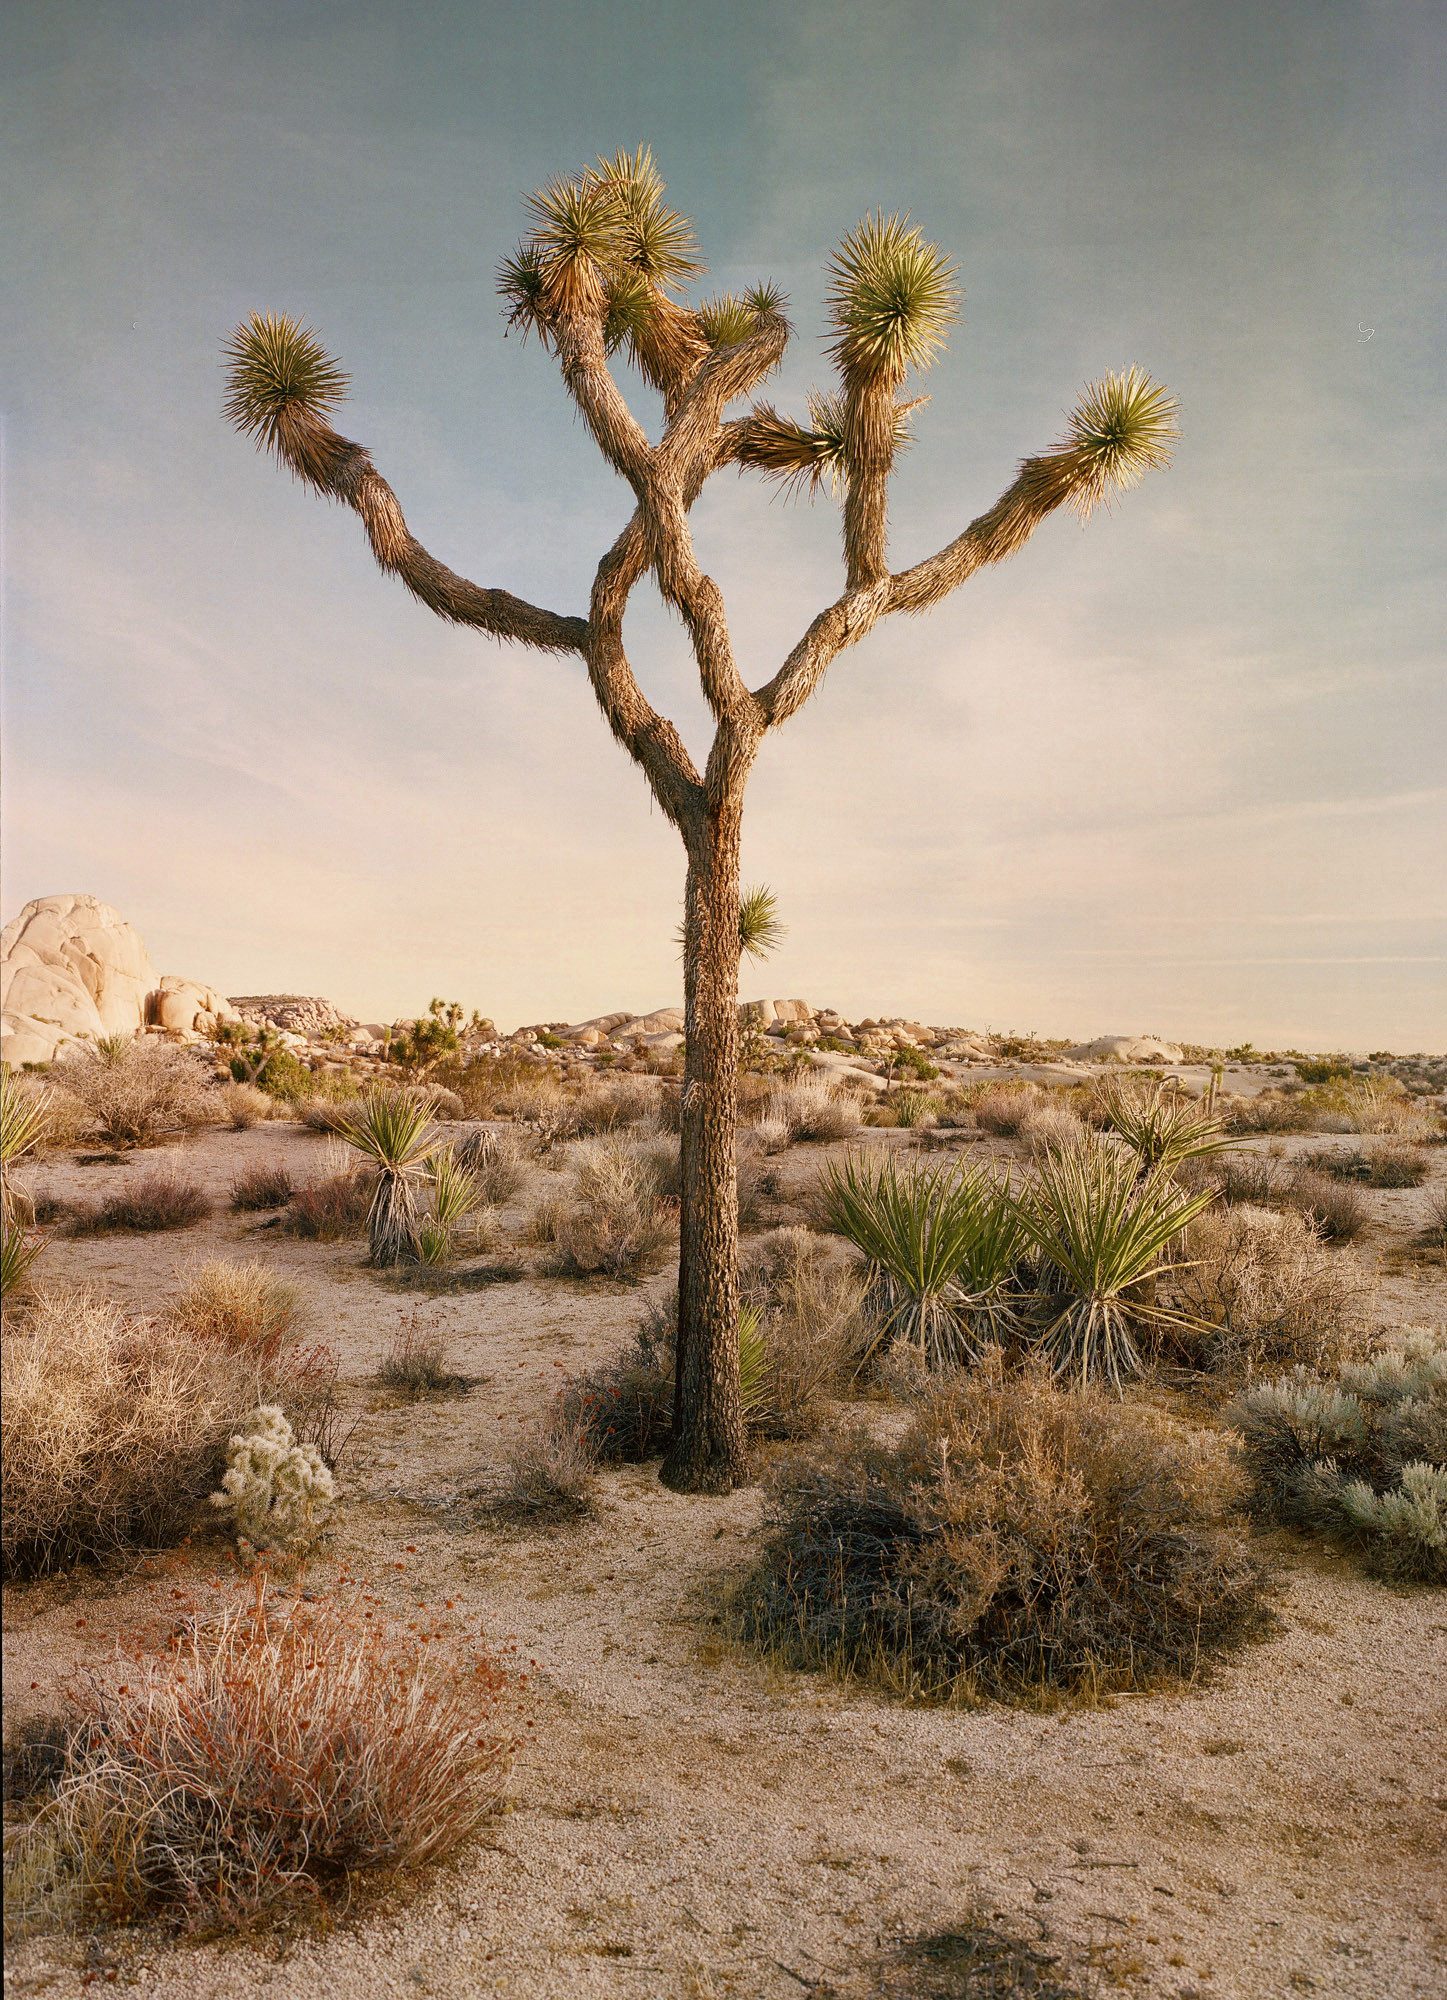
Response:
[556,1319,674,1463]
[13,1582,510,1928]
[969,1082,1041,1137]
[542,1134,676,1279]
[376,1315,457,1396]
[298,1095,352,1135]
[286,1168,371,1239]
[1420,1183,1447,1260]
[218,1081,273,1130]
[449,1126,533,1204]
[1171,1205,1372,1376]
[1,1289,282,1578]
[1285,1168,1369,1242]
[493,1408,598,1523]
[1206,1148,1292,1207]
[1301,1139,1429,1189]
[1018,1100,1087,1157]
[739,1226,870,1436]
[73,1170,211,1234]
[229,1160,295,1210]
[734,1359,1271,1704]
[171,1260,302,1360]
[50,1039,217,1148]
[764,1074,864,1144]
[571,1074,658,1134]
[492,1069,568,1127]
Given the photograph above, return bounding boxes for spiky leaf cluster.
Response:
[737,391,924,497]
[738,884,786,961]
[1052,366,1179,516]
[222,313,350,464]
[826,213,959,382]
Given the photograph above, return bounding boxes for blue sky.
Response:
[3,0,1443,1047]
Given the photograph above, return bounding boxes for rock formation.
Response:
[0,895,239,1067]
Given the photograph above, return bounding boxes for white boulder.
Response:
[1065,1034,1185,1066]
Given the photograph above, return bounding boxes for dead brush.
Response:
[218,1081,273,1130]
[449,1126,533,1204]
[9,1579,512,1929]
[50,1037,218,1149]
[70,1170,211,1234]
[229,1160,296,1210]
[1169,1204,1372,1377]
[968,1082,1042,1137]
[285,1167,372,1239]
[170,1260,302,1362]
[539,1134,677,1279]
[493,1406,599,1523]
[765,1074,865,1144]
[375,1314,458,1397]
[732,1357,1272,1705]
[0,1289,288,1579]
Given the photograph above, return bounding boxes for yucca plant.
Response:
[225,150,1177,1492]
[333,1091,440,1267]
[738,884,786,962]
[1,1216,44,1303]
[736,1300,770,1427]
[1093,1076,1230,1178]
[415,1147,486,1265]
[820,1153,1023,1367]
[1,1072,52,1225]
[1017,1137,1213,1388]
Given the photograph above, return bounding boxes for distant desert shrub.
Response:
[286,1168,371,1239]
[968,1082,1041,1137]
[734,1359,1271,1704]
[450,1127,532,1204]
[1420,1184,1447,1260]
[52,1037,217,1148]
[0,1290,285,1578]
[8,1583,511,1928]
[171,1260,302,1361]
[218,1081,273,1130]
[540,1134,676,1279]
[1301,1140,1429,1189]
[73,1170,211,1234]
[1286,1169,1369,1243]
[1171,1205,1372,1377]
[229,1160,295,1210]
[298,1095,352,1135]
[765,1074,864,1144]
[570,1075,657,1134]
[1230,1330,1446,1583]
[1207,1148,1292,1208]
[1228,1076,1426,1139]
[874,1088,939,1131]
[1017,1100,1086,1157]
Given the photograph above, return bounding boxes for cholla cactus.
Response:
[211,1405,337,1550]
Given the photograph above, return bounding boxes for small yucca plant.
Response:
[333,1091,440,1267]
[1,1216,44,1303]
[820,1153,1024,1367]
[1017,1137,1213,1388]
[1093,1076,1231,1177]
[737,883,786,962]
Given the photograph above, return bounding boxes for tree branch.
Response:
[884,452,1082,614]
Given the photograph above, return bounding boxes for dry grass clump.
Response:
[376,1315,459,1397]
[171,1260,302,1360]
[1018,1100,1087,1156]
[968,1082,1042,1137]
[1230,1330,1446,1583]
[0,1289,283,1578]
[1420,1183,1447,1261]
[50,1038,217,1148]
[534,1134,676,1279]
[1226,1075,1431,1139]
[1170,1205,1372,1377]
[286,1167,372,1239]
[1301,1139,1429,1188]
[1285,1169,1370,1242]
[7,1582,511,1930]
[763,1073,865,1144]
[229,1160,296,1210]
[493,1408,599,1523]
[450,1126,533,1204]
[846,1915,1098,2000]
[1203,1148,1292,1207]
[733,1359,1271,1705]
[218,1081,273,1129]
[72,1170,212,1234]
[738,1226,871,1436]
[299,1095,352,1134]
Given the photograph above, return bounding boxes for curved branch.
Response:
[588,517,704,833]
[884,453,1080,614]
[752,582,891,727]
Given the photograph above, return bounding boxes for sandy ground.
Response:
[4,1119,1446,2000]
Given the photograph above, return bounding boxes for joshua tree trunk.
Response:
[665,789,748,1491]
[226,150,1176,1496]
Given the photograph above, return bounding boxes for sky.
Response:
[2,0,1443,1050]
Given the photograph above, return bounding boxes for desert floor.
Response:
[5,1117,1446,2000]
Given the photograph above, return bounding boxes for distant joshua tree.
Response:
[223,148,1176,1492]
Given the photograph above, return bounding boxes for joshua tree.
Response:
[223,148,1177,1492]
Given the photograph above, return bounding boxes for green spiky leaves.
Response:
[222,312,350,461]
[738,884,786,962]
[1055,366,1179,515]
[586,146,703,291]
[737,390,924,498]
[827,213,959,383]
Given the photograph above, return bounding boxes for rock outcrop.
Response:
[1064,1034,1185,1066]
[0,894,238,1066]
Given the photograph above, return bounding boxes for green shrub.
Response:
[1230,1331,1446,1582]
[734,1360,1271,1704]
[332,1090,441,1265]
[1300,1140,1429,1189]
